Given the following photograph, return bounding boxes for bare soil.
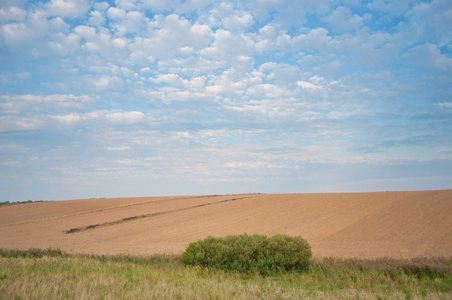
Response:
[1,190,451,258]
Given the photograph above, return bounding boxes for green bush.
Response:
[182,234,311,274]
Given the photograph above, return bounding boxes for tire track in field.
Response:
[0,195,223,227]
[64,196,249,234]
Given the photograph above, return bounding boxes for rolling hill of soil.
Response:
[1,190,451,258]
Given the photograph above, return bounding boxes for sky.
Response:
[0,0,451,201]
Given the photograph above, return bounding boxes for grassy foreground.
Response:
[0,249,451,299]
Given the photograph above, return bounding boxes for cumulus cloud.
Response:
[91,75,124,90]
[293,27,331,52]
[323,6,370,32]
[141,0,179,12]
[370,0,419,16]
[245,0,326,26]
[107,8,147,36]
[107,146,132,151]
[402,43,452,73]
[44,0,91,18]
[1,0,451,200]
[128,14,214,62]
[0,116,46,132]
[223,13,254,32]
[0,6,27,22]
[88,10,105,27]
[105,111,145,123]
[297,81,323,90]
[199,29,254,67]
[152,73,188,87]
[0,94,96,114]
[49,110,145,126]
[51,113,82,125]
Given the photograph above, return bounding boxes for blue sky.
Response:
[1,0,451,201]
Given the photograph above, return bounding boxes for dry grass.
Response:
[1,250,451,299]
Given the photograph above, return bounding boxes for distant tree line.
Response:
[0,200,46,206]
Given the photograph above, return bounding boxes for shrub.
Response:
[182,234,311,274]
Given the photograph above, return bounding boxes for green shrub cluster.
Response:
[182,234,312,274]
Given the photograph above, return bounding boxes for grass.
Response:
[0,248,451,299]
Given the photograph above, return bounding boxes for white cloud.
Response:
[105,111,145,123]
[91,75,124,90]
[139,67,152,73]
[74,24,96,39]
[225,96,309,120]
[107,8,147,36]
[438,102,452,111]
[48,32,81,55]
[204,74,247,96]
[0,6,27,22]
[199,29,254,67]
[405,0,452,46]
[224,161,280,169]
[0,8,73,54]
[188,23,214,48]
[80,29,126,54]
[115,158,140,164]
[0,23,34,47]
[129,14,213,61]
[145,73,210,103]
[246,83,292,99]
[152,73,188,87]
[45,0,91,18]
[94,2,110,11]
[0,72,31,85]
[0,94,96,114]
[402,43,452,73]
[259,25,277,39]
[245,0,314,25]
[107,7,126,19]
[175,0,211,14]
[1,0,451,200]
[369,0,418,16]
[223,13,254,32]
[141,0,179,11]
[88,11,105,27]
[297,81,323,90]
[0,116,46,132]
[323,6,370,32]
[49,110,145,126]
[107,146,132,151]
[51,113,81,125]
[293,27,330,51]
[198,129,231,138]
[255,25,281,53]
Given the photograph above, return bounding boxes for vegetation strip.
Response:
[64,197,247,234]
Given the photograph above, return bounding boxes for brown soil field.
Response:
[1,190,451,258]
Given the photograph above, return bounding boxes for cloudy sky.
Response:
[1,0,451,201]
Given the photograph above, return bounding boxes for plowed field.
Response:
[1,190,451,258]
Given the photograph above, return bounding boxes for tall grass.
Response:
[1,249,451,299]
